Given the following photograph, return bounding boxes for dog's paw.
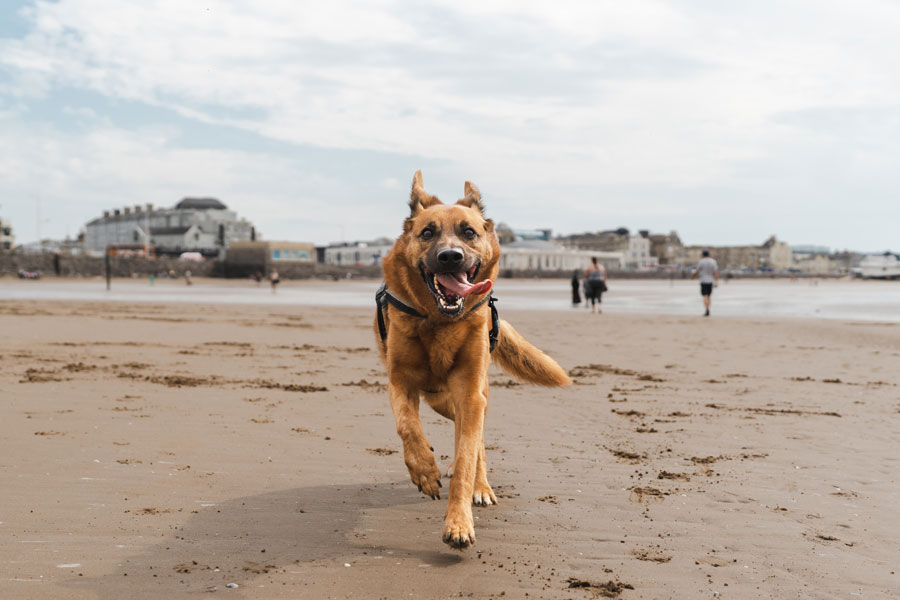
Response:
[442,512,475,549]
[407,459,442,500]
[472,480,497,506]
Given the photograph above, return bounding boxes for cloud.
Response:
[2,0,900,251]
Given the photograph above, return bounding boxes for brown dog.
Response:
[375,171,571,549]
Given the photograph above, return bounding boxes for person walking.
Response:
[584,257,607,314]
[570,270,582,307]
[691,250,719,316]
[269,268,280,293]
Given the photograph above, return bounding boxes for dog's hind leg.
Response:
[472,384,496,506]
[473,440,497,506]
[389,382,442,500]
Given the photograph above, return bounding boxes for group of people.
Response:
[253,269,281,292]
[571,251,720,316]
[571,257,608,314]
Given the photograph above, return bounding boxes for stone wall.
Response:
[0,253,217,279]
[0,253,381,280]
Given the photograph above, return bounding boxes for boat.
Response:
[856,252,900,279]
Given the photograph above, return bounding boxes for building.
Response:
[84,198,257,258]
[624,232,657,270]
[558,228,631,253]
[322,239,395,266]
[224,240,315,277]
[17,236,85,255]
[499,239,623,272]
[673,235,792,272]
[647,231,684,265]
[557,228,656,270]
[0,218,13,251]
[793,252,836,275]
[762,236,793,271]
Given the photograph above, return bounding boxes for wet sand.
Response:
[1,299,898,599]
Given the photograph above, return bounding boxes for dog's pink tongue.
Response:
[435,272,493,298]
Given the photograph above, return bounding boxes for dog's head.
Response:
[386,171,500,318]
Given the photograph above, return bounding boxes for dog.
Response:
[375,171,572,549]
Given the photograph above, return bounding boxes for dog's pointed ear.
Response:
[409,170,441,216]
[457,181,484,214]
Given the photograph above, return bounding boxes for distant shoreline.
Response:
[2,277,898,323]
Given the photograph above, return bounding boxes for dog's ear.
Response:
[457,181,484,214]
[409,170,441,216]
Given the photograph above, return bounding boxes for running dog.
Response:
[375,171,571,549]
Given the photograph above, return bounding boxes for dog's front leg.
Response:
[388,381,442,499]
[442,370,487,548]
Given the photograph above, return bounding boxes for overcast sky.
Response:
[1,0,899,251]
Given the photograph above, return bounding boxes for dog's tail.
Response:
[493,320,572,387]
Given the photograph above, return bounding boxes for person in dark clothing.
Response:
[584,257,607,314]
[571,270,582,307]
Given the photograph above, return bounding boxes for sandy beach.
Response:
[1,292,898,599]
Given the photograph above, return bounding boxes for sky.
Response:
[1,0,899,252]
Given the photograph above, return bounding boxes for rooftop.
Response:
[175,198,227,210]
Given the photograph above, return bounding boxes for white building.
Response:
[499,240,623,272]
[323,239,395,266]
[624,235,657,270]
[84,198,257,258]
[0,218,13,251]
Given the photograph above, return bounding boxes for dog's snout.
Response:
[437,248,464,268]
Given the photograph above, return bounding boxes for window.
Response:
[273,250,281,259]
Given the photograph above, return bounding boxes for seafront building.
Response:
[224,240,316,277]
[677,235,792,272]
[321,239,395,266]
[0,218,13,251]
[83,198,257,258]
[498,239,623,272]
[557,228,656,270]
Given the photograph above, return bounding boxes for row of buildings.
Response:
[0,199,877,276]
[83,198,257,258]
[318,227,859,276]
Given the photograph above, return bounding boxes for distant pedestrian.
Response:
[582,277,590,310]
[571,270,582,307]
[691,250,719,316]
[184,270,192,286]
[584,257,607,314]
[270,269,280,293]
[253,271,263,286]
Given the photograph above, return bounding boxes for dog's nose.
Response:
[437,248,464,268]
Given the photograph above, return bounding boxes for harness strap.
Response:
[375,283,499,352]
[488,296,499,352]
[376,284,423,343]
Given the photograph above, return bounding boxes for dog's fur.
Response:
[375,171,571,549]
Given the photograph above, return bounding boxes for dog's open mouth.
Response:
[421,264,493,316]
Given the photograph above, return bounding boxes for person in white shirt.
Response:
[690,250,719,316]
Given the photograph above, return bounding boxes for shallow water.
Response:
[2,277,899,322]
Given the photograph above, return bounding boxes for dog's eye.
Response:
[420,228,434,240]
[463,227,477,240]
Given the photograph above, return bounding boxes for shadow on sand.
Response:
[68,480,461,598]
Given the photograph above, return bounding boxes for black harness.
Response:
[375,283,499,352]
